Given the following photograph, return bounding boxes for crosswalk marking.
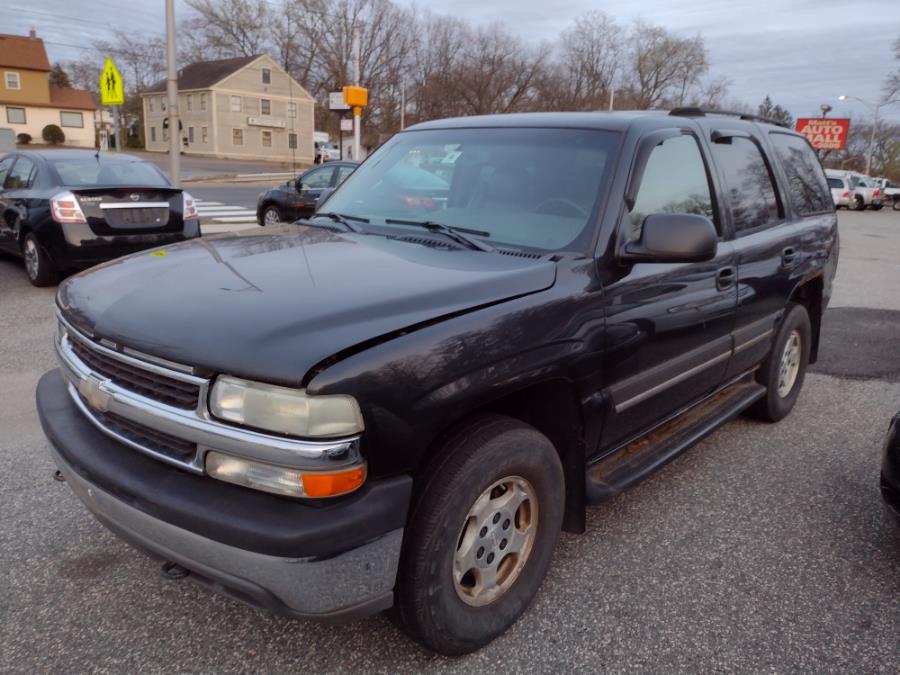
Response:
[195,199,257,226]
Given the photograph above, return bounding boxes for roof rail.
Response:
[669,107,790,129]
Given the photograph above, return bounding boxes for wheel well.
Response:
[419,378,587,534]
[789,276,823,363]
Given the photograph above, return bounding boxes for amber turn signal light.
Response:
[302,466,367,498]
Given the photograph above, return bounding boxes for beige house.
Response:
[141,55,315,163]
[0,31,97,147]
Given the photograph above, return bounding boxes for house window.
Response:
[5,72,21,90]
[161,97,166,112]
[261,98,271,115]
[200,93,206,111]
[60,111,84,128]
[232,128,243,145]
[186,95,192,112]
[150,126,157,143]
[148,98,155,112]
[287,102,296,118]
[163,127,169,142]
[262,68,271,84]
[6,106,25,124]
[261,130,272,147]
[188,126,194,143]
[288,132,297,149]
[201,126,208,144]
[230,96,242,112]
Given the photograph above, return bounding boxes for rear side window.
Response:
[711,137,780,233]
[826,177,843,189]
[769,133,832,216]
[628,134,715,241]
[5,156,36,189]
[0,156,13,188]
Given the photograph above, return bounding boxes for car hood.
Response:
[58,225,557,385]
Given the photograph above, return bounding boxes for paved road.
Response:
[0,210,898,673]
[127,150,307,180]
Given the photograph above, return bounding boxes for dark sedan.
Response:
[0,150,199,286]
[881,413,900,524]
[256,160,358,226]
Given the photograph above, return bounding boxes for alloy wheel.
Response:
[23,238,39,281]
[777,329,801,398]
[263,208,281,226]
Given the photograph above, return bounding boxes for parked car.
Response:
[314,141,341,164]
[37,109,838,655]
[827,175,851,208]
[883,180,900,210]
[256,161,358,225]
[0,150,199,286]
[881,413,900,524]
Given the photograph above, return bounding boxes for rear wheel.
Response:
[870,204,883,211]
[261,205,282,226]
[396,414,564,655]
[850,195,865,211]
[747,303,811,422]
[22,233,56,287]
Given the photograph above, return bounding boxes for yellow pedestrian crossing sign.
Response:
[100,57,124,106]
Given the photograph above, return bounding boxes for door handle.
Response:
[782,246,798,266]
[716,265,736,291]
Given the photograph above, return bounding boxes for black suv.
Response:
[37,110,838,655]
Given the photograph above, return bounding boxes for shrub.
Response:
[42,124,65,145]
[16,133,32,144]
[125,135,144,149]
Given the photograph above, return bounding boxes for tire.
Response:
[396,414,564,655]
[261,205,282,226]
[850,195,865,211]
[22,233,57,287]
[747,303,811,423]
[870,204,883,211]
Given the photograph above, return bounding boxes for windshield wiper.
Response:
[384,218,494,252]
[307,212,368,233]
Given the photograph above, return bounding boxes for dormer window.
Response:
[5,72,21,90]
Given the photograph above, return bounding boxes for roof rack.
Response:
[669,107,790,129]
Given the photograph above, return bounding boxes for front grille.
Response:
[69,338,200,410]
[104,207,170,228]
[88,404,197,461]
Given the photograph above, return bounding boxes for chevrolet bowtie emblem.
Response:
[78,376,111,412]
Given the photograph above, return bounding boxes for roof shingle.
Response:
[0,32,51,71]
[49,86,96,110]
[143,55,258,94]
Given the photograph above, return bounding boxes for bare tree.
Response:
[183,0,271,59]
[556,11,623,110]
[625,20,708,109]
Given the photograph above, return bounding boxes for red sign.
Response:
[795,118,850,150]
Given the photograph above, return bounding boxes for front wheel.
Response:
[747,303,811,422]
[261,205,282,226]
[396,414,564,655]
[22,233,57,287]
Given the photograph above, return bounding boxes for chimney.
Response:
[29,29,37,39]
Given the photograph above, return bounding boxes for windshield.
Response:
[51,158,171,188]
[323,127,619,252]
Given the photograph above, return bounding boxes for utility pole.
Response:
[400,81,405,130]
[868,106,879,176]
[353,25,361,160]
[165,0,180,186]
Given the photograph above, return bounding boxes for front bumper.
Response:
[37,369,412,620]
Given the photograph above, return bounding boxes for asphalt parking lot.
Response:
[0,210,898,673]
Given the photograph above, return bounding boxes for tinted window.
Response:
[323,127,619,252]
[301,167,333,189]
[51,158,169,187]
[0,156,14,188]
[628,134,714,240]
[826,177,843,189]
[711,137,779,233]
[769,133,832,215]
[6,157,36,189]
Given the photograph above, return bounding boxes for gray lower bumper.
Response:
[50,443,402,621]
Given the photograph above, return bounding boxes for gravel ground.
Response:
[0,210,897,673]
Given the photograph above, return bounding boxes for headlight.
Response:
[209,375,364,438]
[205,451,366,498]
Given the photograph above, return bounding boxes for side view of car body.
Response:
[0,150,199,285]
[881,413,900,524]
[826,169,883,211]
[256,161,358,225]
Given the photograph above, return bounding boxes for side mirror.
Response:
[314,187,336,211]
[621,213,717,263]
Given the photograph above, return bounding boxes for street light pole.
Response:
[352,26,361,161]
[838,94,894,176]
[165,0,180,186]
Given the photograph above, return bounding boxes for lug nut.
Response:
[480,526,488,538]
[503,518,510,530]
[477,546,484,559]
[500,539,507,550]
[493,513,501,524]
[487,552,495,564]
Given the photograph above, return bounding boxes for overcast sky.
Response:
[7,0,900,122]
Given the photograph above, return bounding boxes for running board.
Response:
[585,379,766,503]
